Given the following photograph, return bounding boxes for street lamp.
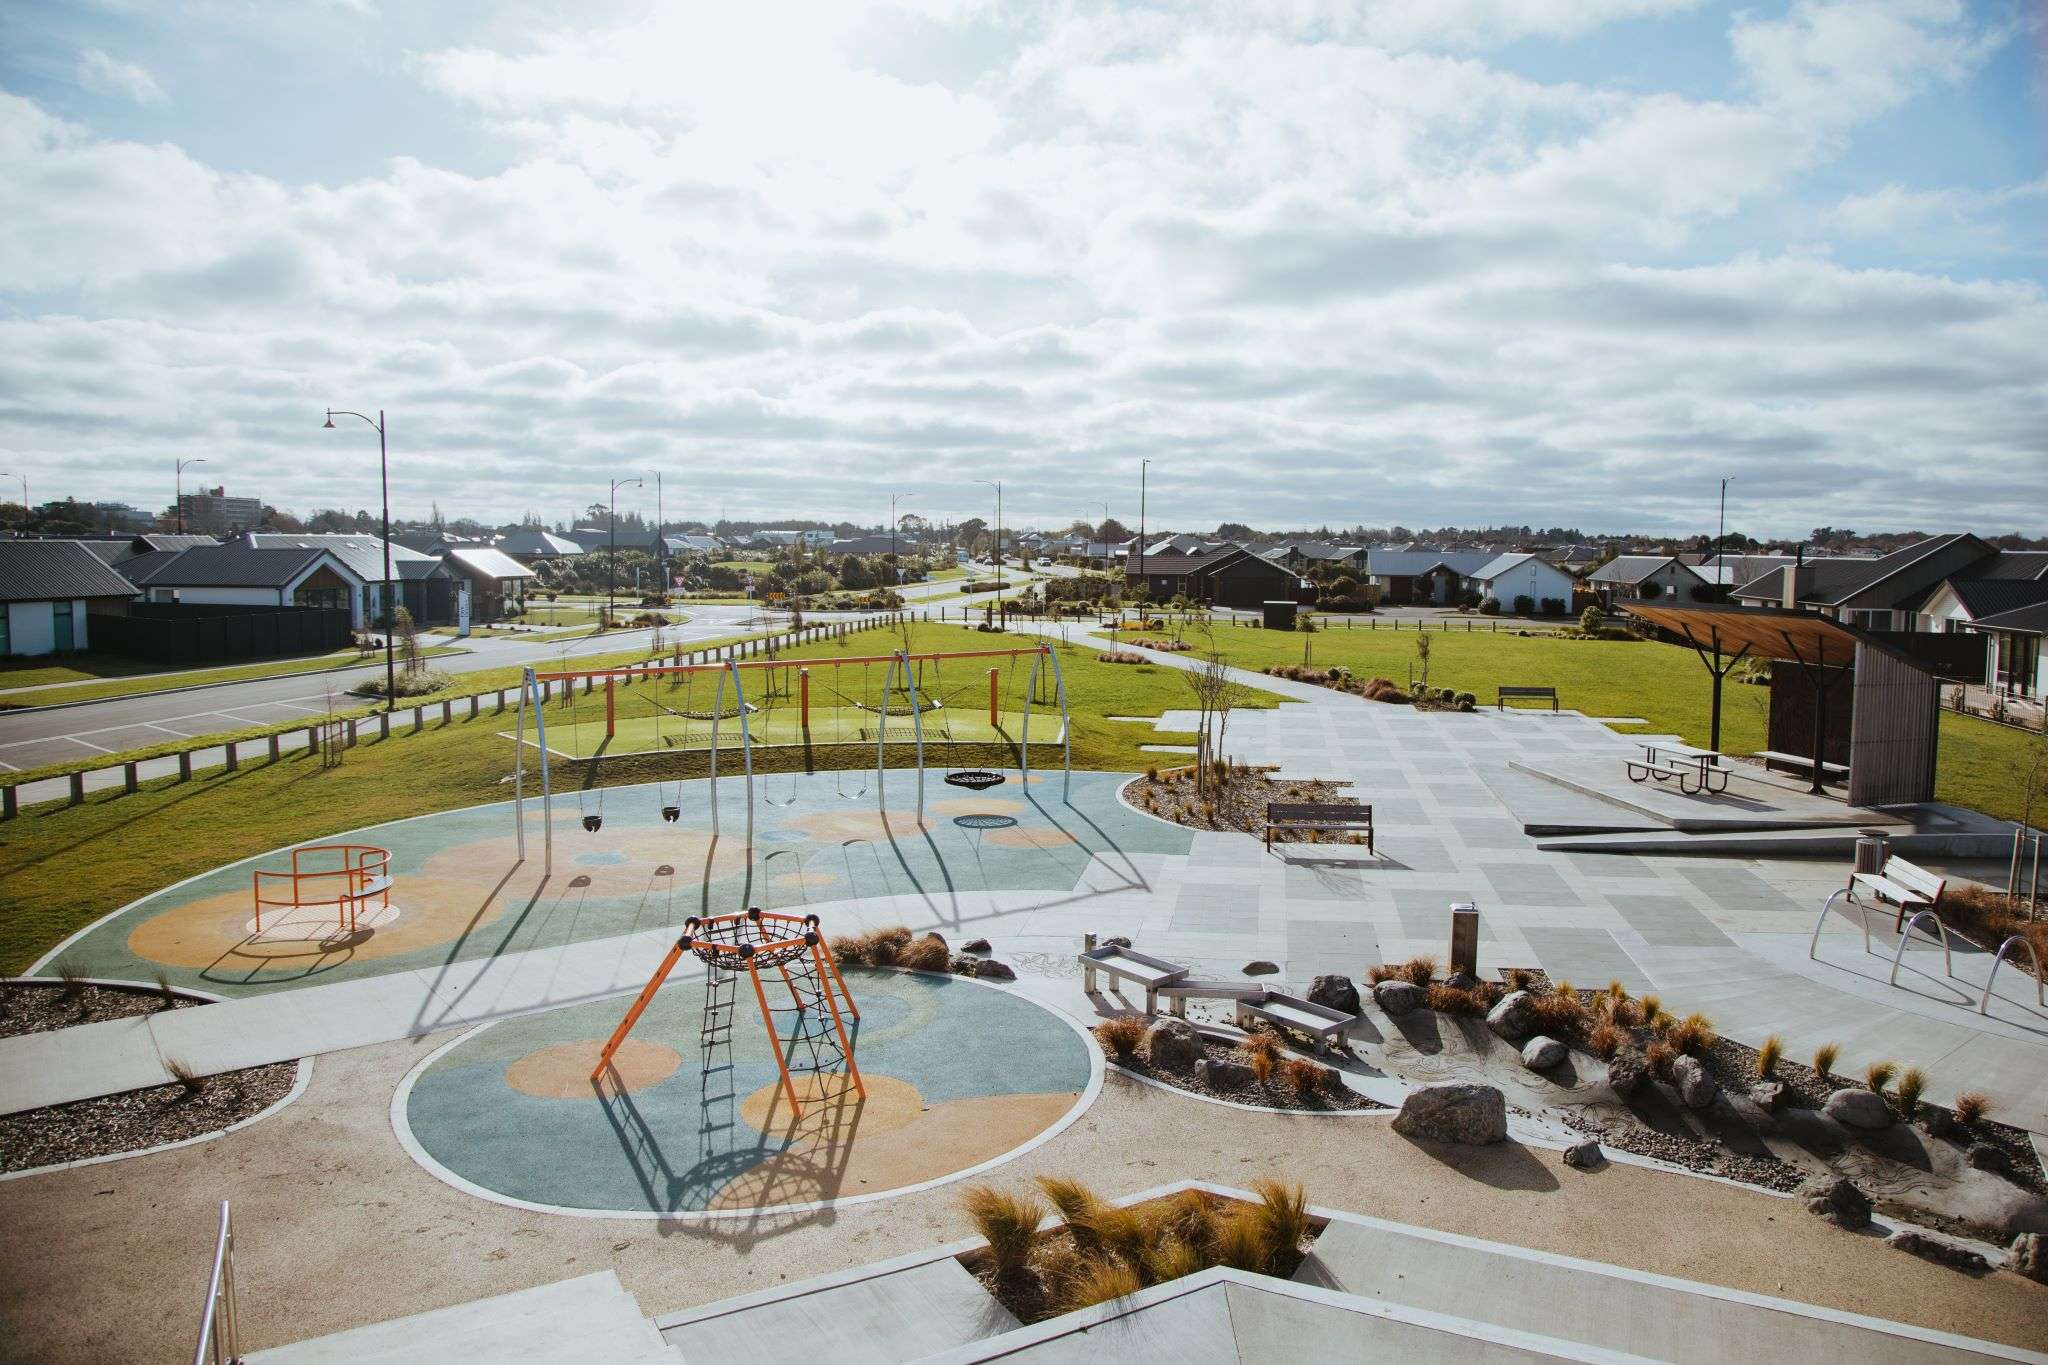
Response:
[0,471,25,514]
[974,479,1002,591]
[888,493,903,585]
[1716,476,1733,591]
[322,409,396,709]
[174,457,208,534]
[1137,459,1150,598]
[608,476,644,618]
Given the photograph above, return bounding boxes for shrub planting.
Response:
[1813,1041,1840,1078]
[1094,1016,1146,1062]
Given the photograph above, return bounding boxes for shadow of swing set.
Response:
[505,643,1072,875]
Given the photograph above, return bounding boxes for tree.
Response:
[392,606,425,677]
[1414,630,1431,689]
[1215,521,1255,540]
[1185,637,1249,797]
[1097,517,1132,543]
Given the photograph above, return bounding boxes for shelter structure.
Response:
[1623,603,1946,806]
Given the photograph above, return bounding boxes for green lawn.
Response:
[710,559,776,574]
[0,619,1252,972]
[0,645,464,711]
[508,604,603,627]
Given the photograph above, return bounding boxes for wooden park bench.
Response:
[1754,749,1850,783]
[1265,801,1373,853]
[1497,685,1559,712]
[1849,853,1947,931]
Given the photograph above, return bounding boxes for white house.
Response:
[0,541,141,656]
[126,546,367,620]
[1586,555,1710,606]
[1468,553,1577,614]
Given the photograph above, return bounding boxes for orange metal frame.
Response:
[590,909,865,1119]
[533,643,1050,684]
[251,844,391,934]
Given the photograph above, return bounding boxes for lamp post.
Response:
[1716,476,1733,593]
[1137,458,1150,600]
[322,409,395,709]
[608,476,644,620]
[889,493,898,585]
[0,472,25,515]
[174,457,208,534]
[975,480,1002,591]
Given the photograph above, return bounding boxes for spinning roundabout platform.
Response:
[393,966,1100,1219]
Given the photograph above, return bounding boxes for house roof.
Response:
[1963,549,2048,581]
[499,530,584,557]
[138,546,336,589]
[1731,534,1988,607]
[241,532,434,583]
[115,549,185,585]
[1942,578,2048,621]
[1364,550,1495,577]
[445,546,536,581]
[1127,551,1213,577]
[1470,552,1553,582]
[1588,555,1700,586]
[138,534,220,553]
[0,541,142,602]
[1188,547,1296,581]
[1972,601,2048,635]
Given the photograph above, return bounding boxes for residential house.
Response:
[1916,575,2048,637]
[1731,534,2044,633]
[499,529,585,562]
[1359,550,1495,605]
[127,545,366,618]
[75,532,219,567]
[0,541,140,656]
[1125,545,1304,608]
[1968,602,2047,700]
[1256,541,1370,576]
[238,532,457,627]
[1467,553,1577,613]
[664,534,725,557]
[1586,555,1711,607]
[440,546,537,622]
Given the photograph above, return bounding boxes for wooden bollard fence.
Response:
[69,772,85,806]
[224,743,238,772]
[124,761,138,794]
[178,751,193,782]
[268,734,281,760]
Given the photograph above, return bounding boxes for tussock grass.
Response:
[1094,1016,1146,1062]
[1864,1060,1898,1095]
[165,1055,204,1096]
[1756,1035,1783,1079]
[963,1185,1046,1279]
[1954,1091,1992,1125]
[899,933,950,972]
[1398,955,1436,987]
[1238,1031,1282,1084]
[1279,1057,1326,1097]
[1895,1066,1926,1114]
[1813,1041,1840,1078]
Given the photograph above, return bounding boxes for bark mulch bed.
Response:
[1124,768,1367,845]
[0,981,299,1174]
[1098,1033,1384,1113]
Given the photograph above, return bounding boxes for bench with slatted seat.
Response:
[1265,801,1373,852]
[1497,685,1559,711]
[1849,853,1946,930]
[1754,749,1850,783]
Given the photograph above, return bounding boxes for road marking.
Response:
[69,736,116,754]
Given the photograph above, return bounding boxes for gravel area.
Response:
[1100,1034,1384,1113]
[1126,768,1364,844]
[0,981,299,1175]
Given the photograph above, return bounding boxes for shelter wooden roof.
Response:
[1620,602,1933,673]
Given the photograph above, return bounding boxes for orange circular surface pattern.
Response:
[127,874,507,971]
[506,1038,682,1099]
[737,1072,924,1145]
[982,826,1080,849]
[787,809,931,842]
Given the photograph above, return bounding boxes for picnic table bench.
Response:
[1625,742,1729,796]
[1497,685,1559,712]
[1849,853,1946,931]
[1754,749,1850,783]
[1265,801,1374,853]
[1235,990,1359,1054]
[1078,945,1189,1014]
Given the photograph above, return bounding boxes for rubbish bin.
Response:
[1853,830,1889,877]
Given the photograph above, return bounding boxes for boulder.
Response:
[1445,970,1480,992]
[2010,1233,2048,1284]
[1243,960,1280,976]
[1749,1080,1789,1113]
[1886,1229,1990,1273]
[1562,1139,1604,1170]
[1196,1057,1254,1091]
[1966,1142,2013,1176]
[948,955,978,975]
[1671,1056,1718,1110]
[1521,1036,1568,1071]
[1391,1083,1507,1145]
[1373,980,1424,1017]
[1800,1176,1872,1229]
[1921,1107,1960,1141]
[1486,990,1534,1041]
[1099,935,1132,950]
[1824,1087,1894,1130]
[1144,1018,1201,1071]
[963,938,992,954]
[1308,974,1361,1015]
[1605,1050,1647,1097]
[972,958,1016,982]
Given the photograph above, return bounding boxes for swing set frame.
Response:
[509,645,1071,875]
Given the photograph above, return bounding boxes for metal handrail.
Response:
[1888,909,1954,987]
[193,1200,239,1365]
[1979,935,2046,1015]
[1807,887,1860,960]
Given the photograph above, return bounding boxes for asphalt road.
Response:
[0,604,785,774]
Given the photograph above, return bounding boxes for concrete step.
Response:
[1293,1215,2025,1363]
[662,1255,1018,1363]
[247,1272,671,1364]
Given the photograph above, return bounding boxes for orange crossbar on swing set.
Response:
[590,909,865,1118]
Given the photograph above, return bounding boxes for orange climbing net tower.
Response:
[590,909,864,1118]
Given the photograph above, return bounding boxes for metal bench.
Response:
[1754,749,1849,782]
[1156,980,1268,1019]
[1849,853,1946,931]
[1079,945,1189,1014]
[1265,801,1374,853]
[1234,990,1359,1054]
[1497,685,1559,712]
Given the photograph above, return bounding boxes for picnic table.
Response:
[1625,741,1730,796]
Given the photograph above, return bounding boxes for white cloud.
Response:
[76,48,166,106]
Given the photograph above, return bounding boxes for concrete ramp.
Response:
[1293,1216,2033,1363]
[663,1257,1018,1363]
[247,1271,671,1364]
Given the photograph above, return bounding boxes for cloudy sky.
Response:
[1,1,2043,538]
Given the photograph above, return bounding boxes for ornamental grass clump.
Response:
[1756,1035,1783,1079]
[1894,1066,1926,1115]
[1238,1031,1282,1084]
[963,1184,1046,1281]
[1813,1041,1840,1078]
[1279,1057,1327,1098]
[1864,1060,1897,1095]
[1094,1016,1146,1062]
[1425,983,1489,1016]
[1399,955,1437,987]
[1667,1012,1715,1057]
[1954,1091,1992,1126]
[899,933,950,972]
[1588,1020,1622,1059]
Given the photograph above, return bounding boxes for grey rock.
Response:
[1485,990,1533,1041]
[2010,1232,2047,1283]
[1145,1018,1201,1070]
[1521,1036,1568,1071]
[1886,1229,1990,1273]
[1749,1080,1789,1113]
[1605,1051,1647,1097]
[948,954,977,975]
[1800,1176,1872,1228]
[1966,1142,2012,1176]
[1824,1087,1894,1130]
[1196,1057,1254,1091]
[1672,1055,1718,1109]
[1563,1139,1604,1170]
[1391,1082,1507,1145]
[1243,960,1280,976]
[1445,971,1480,992]
[1099,935,1132,950]
[1921,1107,1960,1141]
[1373,980,1424,1017]
[963,938,992,954]
[1308,974,1361,1015]
[972,958,1016,982]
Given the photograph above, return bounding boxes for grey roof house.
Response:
[0,540,141,656]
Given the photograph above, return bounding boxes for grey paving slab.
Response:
[1564,852,1657,877]
[1610,896,1733,948]
[1479,861,1580,907]
[1677,865,1809,915]
[1394,901,1507,943]
[1283,863,1366,902]
[1285,918,1380,972]
[1521,927,1653,992]
[1383,834,1456,872]
[1448,818,1530,850]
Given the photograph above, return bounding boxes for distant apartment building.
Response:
[92,501,156,531]
[175,486,264,535]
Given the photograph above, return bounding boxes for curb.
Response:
[0,648,476,717]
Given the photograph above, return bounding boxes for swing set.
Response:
[507,645,1071,875]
